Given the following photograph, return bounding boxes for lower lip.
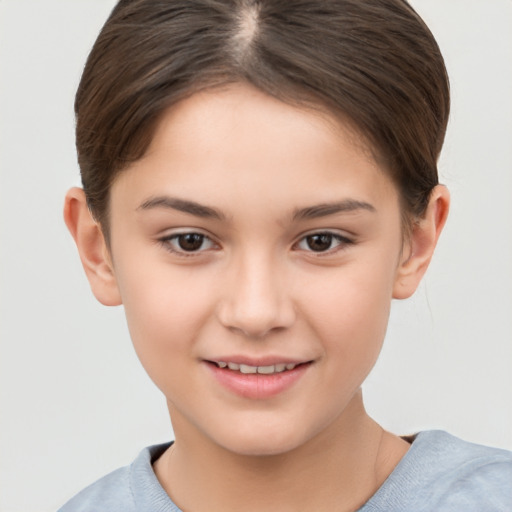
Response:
[206,363,311,400]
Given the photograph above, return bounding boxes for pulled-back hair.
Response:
[75,0,449,235]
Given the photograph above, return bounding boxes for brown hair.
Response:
[75,0,449,237]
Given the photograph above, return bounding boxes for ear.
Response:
[393,185,450,299]
[63,187,122,306]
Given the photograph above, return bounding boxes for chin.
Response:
[208,417,319,458]
[221,436,302,458]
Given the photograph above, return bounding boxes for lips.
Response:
[204,358,312,399]
[213,361,300,374]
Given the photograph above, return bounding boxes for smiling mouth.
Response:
[208,361,308,375]
[205,359,312,398]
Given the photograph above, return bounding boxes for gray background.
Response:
[1,1,511,511]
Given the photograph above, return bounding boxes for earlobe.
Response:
[393,185,450,299]
[63,187,122,306]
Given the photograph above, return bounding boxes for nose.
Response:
[216,252,296,339]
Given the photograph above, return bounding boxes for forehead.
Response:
[112,83,399,217]
[149,84,372,166]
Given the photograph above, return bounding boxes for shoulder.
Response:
[58,465,133,512]
[362,431,512,512]
[414,430,512,479]
[58,443,174,512]
[411,429,512,465]
[418,431,512,498]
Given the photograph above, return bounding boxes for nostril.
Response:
[214,267,296,337]
[216,301,296,339]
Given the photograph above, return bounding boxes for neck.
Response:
[154,391,409,512]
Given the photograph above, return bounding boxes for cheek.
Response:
[115,260,217,388]
[299,260,396,366]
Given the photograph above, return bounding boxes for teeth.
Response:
[257,365,275,374]
[240,364,258,374]
[216,361,300,374]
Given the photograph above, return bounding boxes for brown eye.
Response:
[160,232,217,255]
[306,234,335,252]
[296,232,353,254]
[177,233,205,251]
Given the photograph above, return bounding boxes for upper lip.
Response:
[204,355,313,366]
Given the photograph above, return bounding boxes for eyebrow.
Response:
[137,196,225,220]
[292,199,376,221]
[137,195,375,222]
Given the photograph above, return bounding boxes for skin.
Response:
[65,83,449,511]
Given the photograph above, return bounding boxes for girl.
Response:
[60,0,511,510]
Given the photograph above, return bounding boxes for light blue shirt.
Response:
[58,431,512,511]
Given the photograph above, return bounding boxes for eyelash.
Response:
[158,232,219,257]
[158,230,354,257]
[293,231,354,255]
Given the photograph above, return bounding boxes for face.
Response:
[107,84,406,456]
